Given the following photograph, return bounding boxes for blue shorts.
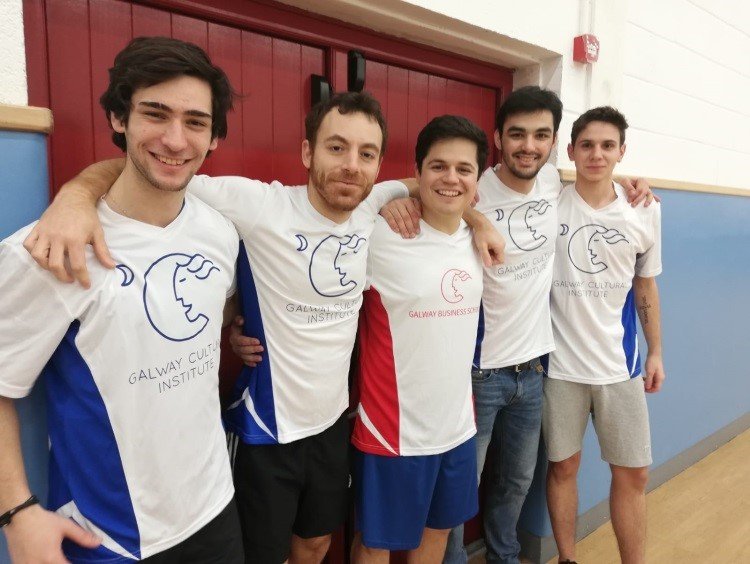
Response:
[354,437,478,550]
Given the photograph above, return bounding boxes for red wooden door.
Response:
[25,1,511,561]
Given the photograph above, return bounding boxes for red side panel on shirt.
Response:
[352,287,400,456]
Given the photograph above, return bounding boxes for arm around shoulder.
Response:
[22,158,124,287]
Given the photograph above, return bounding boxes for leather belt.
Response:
[503,361,532,374]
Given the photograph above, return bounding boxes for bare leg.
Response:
[610,465,648,564]
[546,452,581,562]
[288,533,331,564]
[407,528,450,564]
[351,532,390,564]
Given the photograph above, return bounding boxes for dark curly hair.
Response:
[100,36,235,151]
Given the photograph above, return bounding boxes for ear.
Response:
[618,143,626,162]
[414,163,422,183]
[110,112,126,134]
[301,139,312,170]
[567,143,574,160]
[493,129,502,151]
[209,136,219,152]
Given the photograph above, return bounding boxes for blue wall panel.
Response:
[520,188,750,538]
[0,130,50,564]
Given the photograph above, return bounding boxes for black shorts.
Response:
[232,412,350,564]
[141,499,243,563]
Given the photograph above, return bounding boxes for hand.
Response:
[643,353,665,393]
[473,225,505,267]
[229,316,264,367]
[22,193,115,288]
[621,177,661,208]
[5,505,101,563]
[379,197,422,238]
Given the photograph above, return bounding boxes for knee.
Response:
[548,453,581,482]
[298,535,331,560]
[612,466,649,492]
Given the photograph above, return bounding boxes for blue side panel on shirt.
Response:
[472,303,485,369]
[621,288,642,377]
[224,241,279,444]
[44,322,141,561]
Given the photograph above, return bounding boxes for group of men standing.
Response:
[0,35,663,564]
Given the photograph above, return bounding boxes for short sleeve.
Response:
[187,175,274,233]
[635,203,662,277]
[358,180,410,217]
[0,237,91,398]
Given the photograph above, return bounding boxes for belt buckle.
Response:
[514,363,523,374]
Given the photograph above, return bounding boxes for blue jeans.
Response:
[443,359,543,564]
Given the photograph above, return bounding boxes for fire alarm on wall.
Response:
[573,34,600,63]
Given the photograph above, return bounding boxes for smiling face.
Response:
[417,137,479,219]
[302,109,383,223]
[567,121,626,183]
[110,75,218,193]
[495,110,556,181]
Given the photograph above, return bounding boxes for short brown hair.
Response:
[570,106,629,145]
[304,91,388,156]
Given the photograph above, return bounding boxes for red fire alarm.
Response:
[573,34,600,63]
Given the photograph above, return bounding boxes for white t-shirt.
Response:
[187,176,408,444]
[352,217,482,456]
[0,195,238,562]
[474,163,560,368]
[547,183,662,384]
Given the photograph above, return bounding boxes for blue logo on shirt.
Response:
[566,224,629,274]
[142,253,220,341]
[508,199,552,251]
[296,233,366,297]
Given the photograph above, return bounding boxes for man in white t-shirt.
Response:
[351,116,487,562]
[0,37,243,563]
[544,107,664,564]
[380,88,655,564]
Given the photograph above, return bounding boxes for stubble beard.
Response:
[501,147,549,181]
[130,150,193,194]
[309,159,373,213]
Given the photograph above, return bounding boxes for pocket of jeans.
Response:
[471,369,492,383]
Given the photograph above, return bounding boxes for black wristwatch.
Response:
[0,495,39,527]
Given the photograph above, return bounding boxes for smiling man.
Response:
[544,106,663,564]
[351,115,487,563]
[0,37,243,563]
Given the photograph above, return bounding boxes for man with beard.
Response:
[21,91,504,564]
[380,87,654,564]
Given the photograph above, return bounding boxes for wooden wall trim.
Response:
[559,168,749,198]
[0,104,53,134]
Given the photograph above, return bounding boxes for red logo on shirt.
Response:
[440,269,472,303]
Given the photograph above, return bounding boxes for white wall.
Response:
[1,0,28,106]
[614,0,750,190]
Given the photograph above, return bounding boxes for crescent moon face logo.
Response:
[295,234,308,252]
[567,224,629,274]
[308,234,367,297]
[507,199,552,251]
[440,269,472,303]
[116,264,135,287]
[495,209,504,222]
[560,224,569,236]
[142,253,220,342]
